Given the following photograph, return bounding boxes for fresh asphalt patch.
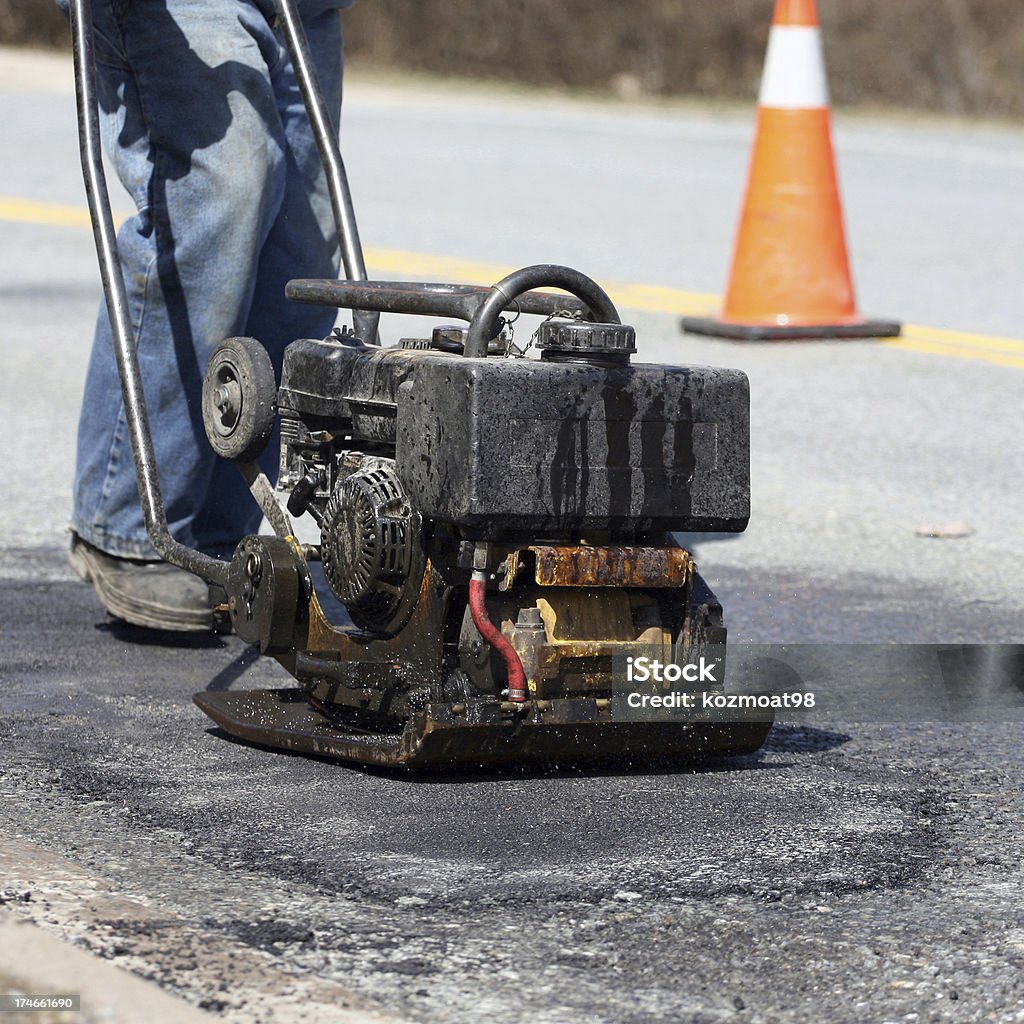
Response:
[2,546,1023,1022]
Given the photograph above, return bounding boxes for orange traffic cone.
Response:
[682,0,900,340]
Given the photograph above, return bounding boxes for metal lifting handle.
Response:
[274,0,380,345]
[69,0,228,587]
[284,278,598,322]
[464,264,621,358]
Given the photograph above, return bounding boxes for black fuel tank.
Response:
[395,355,749,538]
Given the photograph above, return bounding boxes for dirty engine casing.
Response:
[278,326,749,542]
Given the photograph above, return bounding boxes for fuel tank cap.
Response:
[536,319,636,365]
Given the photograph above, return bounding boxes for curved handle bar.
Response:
[286,279,591,321]
[286,276,613,324]
[463,265,620,358]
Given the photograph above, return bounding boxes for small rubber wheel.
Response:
[202,337,277,461]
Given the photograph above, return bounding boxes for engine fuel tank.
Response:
[395,356,749,537]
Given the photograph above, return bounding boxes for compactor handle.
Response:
[285,275,615,327]
[463,265,620,358]
[69,0,228,585]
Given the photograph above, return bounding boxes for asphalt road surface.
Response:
[2,47,1024,1024]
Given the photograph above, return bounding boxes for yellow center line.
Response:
[4,194,1022,367]
[0,195,94,229]
[360,246,722,319]
[901,323,1024,353]
[883,334,1024,370]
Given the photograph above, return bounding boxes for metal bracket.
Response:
[238,461,295,540]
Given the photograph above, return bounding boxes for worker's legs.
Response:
[188,8,344,548]
[71,0,342,561]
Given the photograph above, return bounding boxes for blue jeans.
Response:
[69,0,351,558]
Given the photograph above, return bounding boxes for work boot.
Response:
[69,532,216,633]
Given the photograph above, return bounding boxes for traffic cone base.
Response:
[679,315,902,342]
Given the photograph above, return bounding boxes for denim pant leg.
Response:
[72,0,342,559]
[189,10,344,549]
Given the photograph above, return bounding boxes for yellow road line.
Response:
[4,194,1022,367]
[371,257,1024,368]
[901,323,1024,353]
[0,195,94,229]
[360,246,722,318]
[884,334,1024,370]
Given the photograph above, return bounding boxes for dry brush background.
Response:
[3,0,1024,118]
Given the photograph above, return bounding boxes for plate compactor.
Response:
[70,0,770,767]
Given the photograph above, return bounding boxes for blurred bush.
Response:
[1,0,67,46]
[5,0,1024,118]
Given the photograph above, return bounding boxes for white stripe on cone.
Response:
[758,26,829,109]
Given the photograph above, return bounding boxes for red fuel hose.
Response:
[468,572,528,702]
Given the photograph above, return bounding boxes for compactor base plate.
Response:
[194,688,772,770]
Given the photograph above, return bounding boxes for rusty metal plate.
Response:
[530,545,691,588]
